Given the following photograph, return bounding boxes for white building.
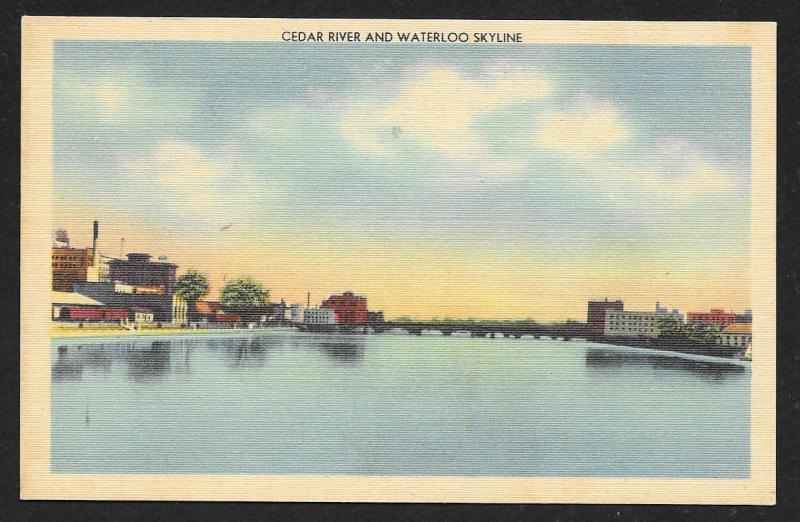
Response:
[289,304,303,322]
[604,310,658,338]
[303,307,335,325]
[717,323,752,348]
[655,301,684,322]
[86,254,113,283]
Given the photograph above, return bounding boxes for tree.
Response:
[175,269,210,323]
[220,277,269,321]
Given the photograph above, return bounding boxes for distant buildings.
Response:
[322,291,368,324]
[367,310,385,324]
[303,307,335,325]
[655,301,684,322]
[734,309,753,324]
[587,299,624,335]
[289,304,302,322]
[195,300,240,325]
[686,309,736,326]
[717,323,752,348]
[604,310,658,338]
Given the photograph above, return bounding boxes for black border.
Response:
[4,1,798,520]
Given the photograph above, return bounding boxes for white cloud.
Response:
[534,101,629,158]
[587,140,737,206]
[57,73,197,124]
[341,68,552,158]
[128,141,221,209]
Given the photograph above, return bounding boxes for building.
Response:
[655,301,684,322]
[587,299,624,335]
[303,307,335,325]
[86,254,113,283]
[108,253,177,294]
[194,300,240,325]
[321,291,368,324]
[289,304,303,322]
[734,309,753,323]
[717,323,752,348]
[686,309,736,326]
[367,310,385,324]
[74,281,185,324]
[604,310,658,338]
[130,307,154,324]
[52,221,110,290]
[52,246,94,292]
[51,291,105,320]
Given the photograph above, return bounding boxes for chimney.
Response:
[92,220,99,264]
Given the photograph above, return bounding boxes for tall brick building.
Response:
[321,291,368,324]
[587,298,624,335]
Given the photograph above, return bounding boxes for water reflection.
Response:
[126,342,171,382]
[314,340,365,364]
[585,348,747,381]
[52,345,83,381]
[224,337,269,368]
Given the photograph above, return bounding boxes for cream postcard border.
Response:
[20,17,776,504]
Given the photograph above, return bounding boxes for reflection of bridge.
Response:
[328,321,589,341]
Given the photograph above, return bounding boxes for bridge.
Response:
[305,321,590,341]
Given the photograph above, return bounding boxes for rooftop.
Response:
[722,323,752,335]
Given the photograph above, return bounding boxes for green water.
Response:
[51,330,750,477]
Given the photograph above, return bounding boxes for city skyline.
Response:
[53,42,751,321]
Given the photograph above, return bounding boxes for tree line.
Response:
[175,270,270,322]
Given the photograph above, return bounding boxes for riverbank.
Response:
[50,324,296,340]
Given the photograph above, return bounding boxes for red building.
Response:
[686,309,736,326]
[321,291,368,324]
[587,299,624,335]
[61,306,129,322]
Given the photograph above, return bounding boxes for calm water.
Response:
[51,330,750,477]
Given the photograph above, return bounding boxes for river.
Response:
[51,330,750,477]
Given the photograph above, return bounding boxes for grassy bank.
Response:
[50,324,291,339]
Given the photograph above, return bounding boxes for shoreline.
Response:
[48,324,750,365]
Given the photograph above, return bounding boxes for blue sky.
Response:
[52,41,752,319]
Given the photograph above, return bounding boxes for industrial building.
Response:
[321,291,368,324]
[587,299,624,335]
[603,310,659,338]
[108,253,177,293]
[686,309,736,326]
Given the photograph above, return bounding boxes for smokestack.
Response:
[92,221,99,265]
[307,292,311,309]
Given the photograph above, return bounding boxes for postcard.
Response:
[20,17,776,503]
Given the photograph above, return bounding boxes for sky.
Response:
[53,41,752,321]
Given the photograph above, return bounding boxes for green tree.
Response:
[175,269,210,323]
[220,277,270,321]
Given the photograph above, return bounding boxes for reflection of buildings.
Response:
[316,340,365,363]
[585,348,746,380]
[587,299,624,335]
[604,310,658,338]
[125,341,171,381]
[322,291,368,324]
